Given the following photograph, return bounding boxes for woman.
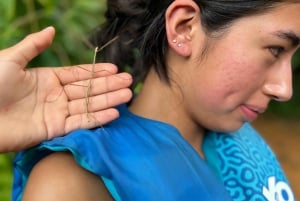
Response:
[13,0,299,200]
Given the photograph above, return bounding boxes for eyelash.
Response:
[268,46,285,58]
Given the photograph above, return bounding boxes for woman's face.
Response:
[182,3,300,132]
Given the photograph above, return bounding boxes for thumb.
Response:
[8,26,55,68]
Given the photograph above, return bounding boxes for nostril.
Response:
[263,82,293,102]
[272,92,293,102]
[271,95,280,101]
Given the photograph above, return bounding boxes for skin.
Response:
[0,27,133,152]
[22,1,300,200]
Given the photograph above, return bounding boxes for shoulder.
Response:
[22,152,113,201]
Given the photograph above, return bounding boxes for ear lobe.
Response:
[165,0,200,57]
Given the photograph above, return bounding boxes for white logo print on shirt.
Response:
[263,176,294,201]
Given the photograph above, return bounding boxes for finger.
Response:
[54,63,119,85]
[68,88,132,115]
[64,108,120,132]
[64,72,133,100]
[5,27,55,68]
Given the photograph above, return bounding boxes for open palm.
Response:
[0,27,132,152]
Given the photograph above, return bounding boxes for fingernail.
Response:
[42,26,55,33]
[117,73,132,80]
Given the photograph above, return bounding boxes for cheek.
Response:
[197,58,261,107]
[220,62,253,94]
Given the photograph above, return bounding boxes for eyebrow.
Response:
[273,30,300,47]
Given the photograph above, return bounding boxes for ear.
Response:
[165,0,201,57]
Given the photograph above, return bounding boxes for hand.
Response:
[0,27,133,152]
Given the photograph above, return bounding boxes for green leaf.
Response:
[0,0,16,22]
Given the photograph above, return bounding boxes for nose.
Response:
[262,62,293,102]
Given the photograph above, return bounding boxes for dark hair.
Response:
[91,0,286,88]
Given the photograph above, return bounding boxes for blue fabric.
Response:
[13,105,231,201]
[13,105,295,201]
[203,125,295,201]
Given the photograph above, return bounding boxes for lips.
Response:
[240,104,266,121]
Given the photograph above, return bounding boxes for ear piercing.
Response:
[172,39,182,47]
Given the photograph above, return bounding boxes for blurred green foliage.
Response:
[0,0,106,66]
[0,154,14,201]
[0,0,300,200]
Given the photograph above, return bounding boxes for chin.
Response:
[209,121,245,133]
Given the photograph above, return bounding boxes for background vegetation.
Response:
[0,0,299,200]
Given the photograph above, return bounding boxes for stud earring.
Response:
[172,38,182,47]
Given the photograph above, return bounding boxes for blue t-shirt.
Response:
[13,105,295,201]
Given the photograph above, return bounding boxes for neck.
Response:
[129,68,205,158]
